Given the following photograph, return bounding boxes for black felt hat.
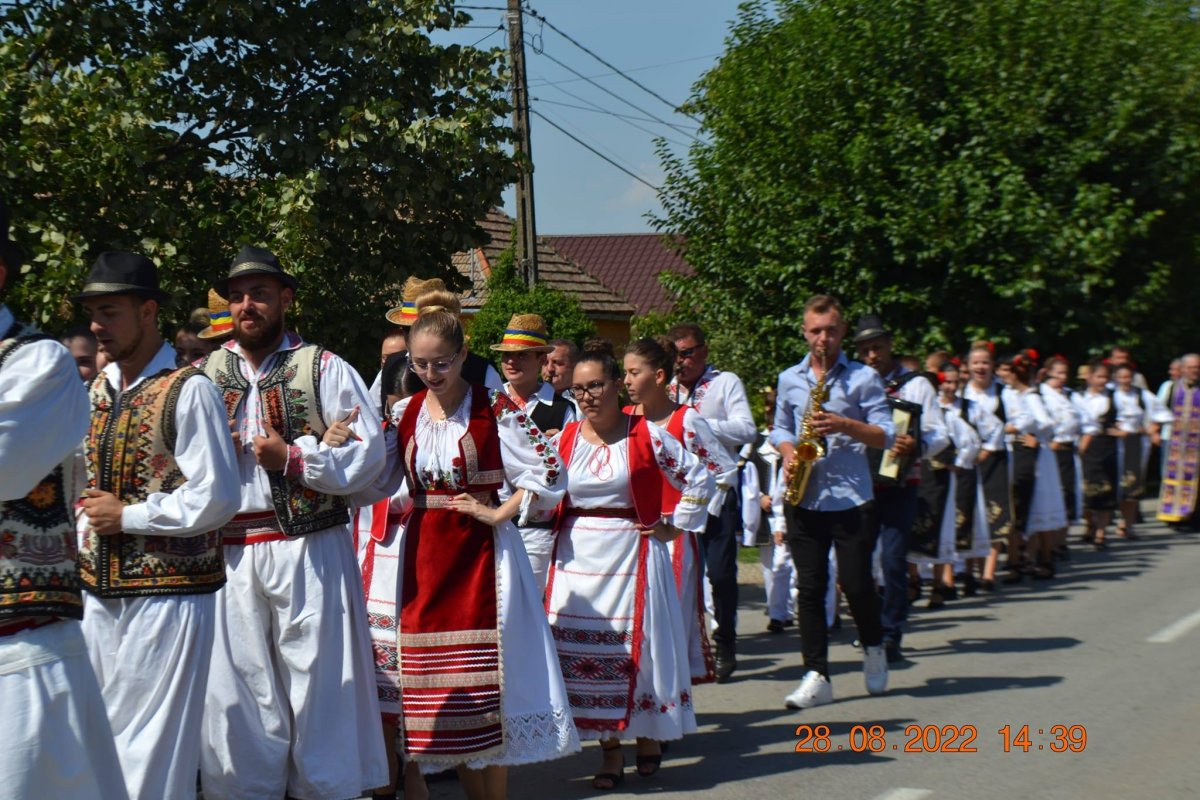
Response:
[851,313,891,344]
[0,196,24,273]
[214,244,298,299]
[72,252,171,304]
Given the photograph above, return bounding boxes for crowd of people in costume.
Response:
[3,192,1199,800]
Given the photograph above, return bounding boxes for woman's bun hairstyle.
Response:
[578,336,620,382]
[415,289,461,316]
[409,289,464,352]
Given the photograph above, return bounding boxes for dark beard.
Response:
[233,313,284,352]
[102,327,144,366]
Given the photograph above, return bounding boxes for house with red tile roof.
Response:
[451,209,636,344]
[546,232,692,317]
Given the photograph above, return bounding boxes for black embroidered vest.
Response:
[202,344,350,537]
[0,328,83,621]
[82,367,225,597]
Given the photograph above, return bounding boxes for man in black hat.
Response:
[853,313,948,663]
[199,244,390,800]
[75,251,241,800]
[0,200,129,795]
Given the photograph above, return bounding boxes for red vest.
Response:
[556,415,663,528]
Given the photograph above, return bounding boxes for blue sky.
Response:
[442,1,745,235]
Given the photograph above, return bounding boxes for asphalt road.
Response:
[423,504,1200,800]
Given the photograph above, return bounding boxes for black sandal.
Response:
[636,748,663,778]
[593,742,625,791]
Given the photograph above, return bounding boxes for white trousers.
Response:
[0,620,128,800]
[759,542,797,622]
[516,525,554,594]
[82,593,214,800]
[200,529,388,800]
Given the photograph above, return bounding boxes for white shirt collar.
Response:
[102,341,178,391]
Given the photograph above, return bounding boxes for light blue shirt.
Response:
[770,351,895,511]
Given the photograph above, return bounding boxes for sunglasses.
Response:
[676,346,701,360]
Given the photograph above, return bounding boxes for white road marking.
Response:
[872,790,933,800]
[1147,607,1200,643]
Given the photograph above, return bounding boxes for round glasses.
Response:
[408,352,460,375]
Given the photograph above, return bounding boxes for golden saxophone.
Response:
[784,346,830,505]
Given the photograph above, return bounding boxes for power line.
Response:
[533,96,691,148]
[468,25,504,47]
[530,108,660,192]
[544,79,699,130]
[528,42,703,142]
[523,4,705,127]
[527,53,721,90]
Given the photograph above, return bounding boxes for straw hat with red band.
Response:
[198,288,233,340]
[385,276,446,326]
[489,313,555,353]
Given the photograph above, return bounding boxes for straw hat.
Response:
[198,288,233,340]
[385,276,447,326]
[489,313,555,353]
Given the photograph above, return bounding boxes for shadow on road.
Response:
[895,674,1063,698]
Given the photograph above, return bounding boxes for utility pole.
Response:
[507,0,538,287]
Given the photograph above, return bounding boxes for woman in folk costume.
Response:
[386,289,580,800]
[622,336,726,684]
[919,361,983,607]
[490,313,577,594]
[1040,355,1083,556]
[337,351,428,800]
[1074,359,1120,549]
[959,341,1014,592]
[546,341,710,790]
[1111,362,1171,539]
[999,351,1067,579]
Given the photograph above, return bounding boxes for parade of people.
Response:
[4,2,1200,797]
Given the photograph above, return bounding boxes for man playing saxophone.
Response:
[770,294,895,710]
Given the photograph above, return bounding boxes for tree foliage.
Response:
[656,0,1200,390]
[1,0,516,365]
[468,249,595,367]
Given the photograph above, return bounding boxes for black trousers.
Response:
[785,502,883,678]
[702,486,740,651]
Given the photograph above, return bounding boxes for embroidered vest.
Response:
[0,330,83,622]
[555,416,663,529]
[202,344,349,537]
[81,366,224,597]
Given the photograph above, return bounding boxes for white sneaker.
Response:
[784,670,833,709]
[863,645,888,695]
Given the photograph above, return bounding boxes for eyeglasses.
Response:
[408,352,460,374]
[568,379,609,400]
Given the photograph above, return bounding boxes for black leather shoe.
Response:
[714,647,737,683]
[885,642,904,663]
[767,619,785,634]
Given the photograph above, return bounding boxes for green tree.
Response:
[1,0,515,365]
[656,0,1200,387]
[468,249,594,368]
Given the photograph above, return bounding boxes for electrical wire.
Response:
[523,4,705,126]
[533,96,691,148]
[468,25,505,47]
[530,108,660,192]
[529,42,703,142]
[527,53,721,90]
